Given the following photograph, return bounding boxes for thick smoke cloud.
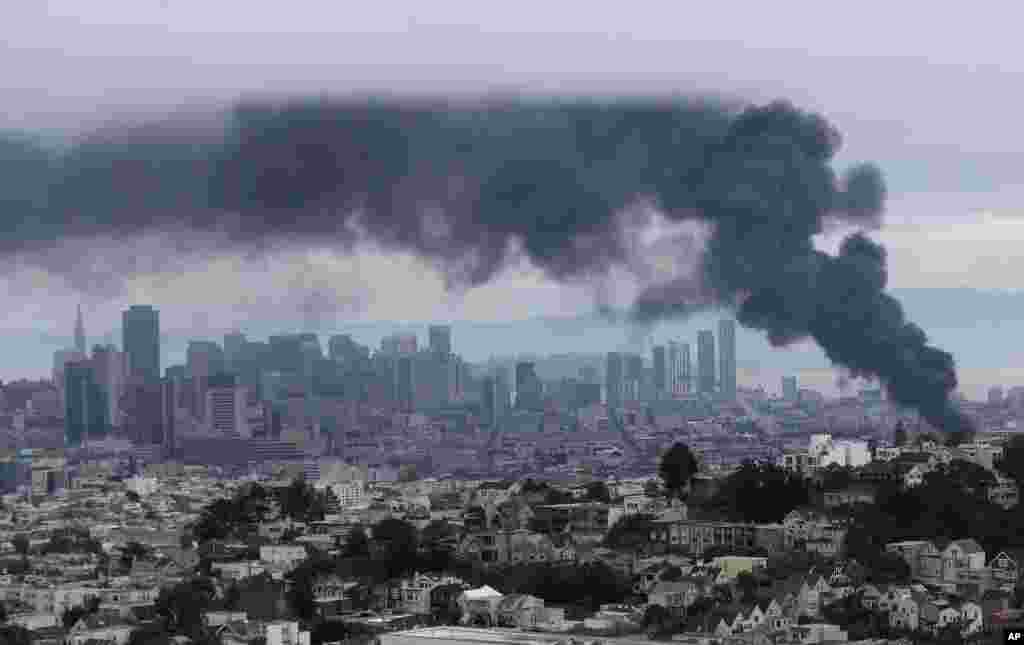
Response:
[0,96,968,435]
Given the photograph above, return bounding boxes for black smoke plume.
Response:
[0,96,969,435]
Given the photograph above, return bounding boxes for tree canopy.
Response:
[706,461,809,523]
[659,443,699,500]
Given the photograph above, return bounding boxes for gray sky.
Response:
[3,1,1024,378]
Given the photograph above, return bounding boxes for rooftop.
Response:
[381,628,653,645]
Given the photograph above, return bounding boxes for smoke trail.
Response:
[0,96,969,435]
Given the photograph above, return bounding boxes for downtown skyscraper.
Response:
[697,330,716,396]
[122,305,160,382]
[605,352,624,409]
[718,318,737,400]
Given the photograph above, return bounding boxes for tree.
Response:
[659,443,699,500]
[997,435,1024,494]
[0,624,31,645]
[371,518,419,577]
[121,541,150,569]
[11,535,28,558]
[735,571,758,602]
[344,525,370,558]
[707,461,809,523]
[398,464,418,482]
[643,479,660,497]
[603,514,656,551]
[585,481,611,503]
[156,578,217,638]
[893,421,908,447]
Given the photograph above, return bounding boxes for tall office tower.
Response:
[718,319,737,400]
[625,354,644,402]
[91,344,125,430]
[782,376,798,402]
[74,304,86,356]
[681,343,692,393]
[223,332,247,371]
[580,366,599,384]
[162,377,176,456]
[652,345,667,398]
[64,360,105,446]
[268,335,306,374]
[381,333,418,356]
[165,364,188,410]
[122,375,163,445]
[187,341,225,422]
[235,341,270,400]
[606,352,624,409]
[396,355,415,412]
[667,342,682,396]
[515,361,543,410]
[481,376,498,427]
[122,306,160,382]
[697,330,716,395]
[53,348,84,411]
[206,373,249,438]
[429,325,452,360]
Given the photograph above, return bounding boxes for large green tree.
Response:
[997,435,1024,493]
[658,442,699,500]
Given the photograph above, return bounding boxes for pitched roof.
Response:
[950,539,984,555]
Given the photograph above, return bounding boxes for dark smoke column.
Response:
[637,102,971,440]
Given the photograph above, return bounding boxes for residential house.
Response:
[649,518,761,556]
[311,574,370,617]
[789,623,847,644]
[989,551,1022,590]
[890,594,920,631]
[397,573,465,615]
[647,581,700,616]
[259,545,308,571]
[457,529,575,566]
[66,614,135,645]
[822,485,876,509]
[989,475,1019,509]
[493,594,545,628]
[265,620,311,645]
[903,465,927,488]
[457,586,503,627]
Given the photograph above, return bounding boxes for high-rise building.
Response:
[122,376,164,445]
[782,376,798,402]
[626,354,644,402]
[91,344,126,430]
[428,325,452,361]
[64,360,106,446]
[718,319,737,400]
[205,373,249,438]
[652,345,667,398]
[515,362,542,410]
[162,376,176,456]
[223,332,247,371]
[74,304,86,356]
[382,333,418,357]
[122,306,160,382]
[667,341,690,396]
[53,348,84,412]
[580,366,599,384]
[606,352,624,409]
[187,341,225,422]
[396,355,415,413]
[697,330,716,395]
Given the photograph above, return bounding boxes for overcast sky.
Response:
[2,1,1023,378]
